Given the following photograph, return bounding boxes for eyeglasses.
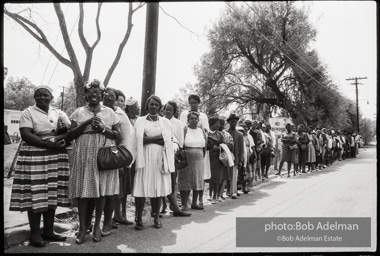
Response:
[104,94,116,100]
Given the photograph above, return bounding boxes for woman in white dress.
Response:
[132,95,174,230]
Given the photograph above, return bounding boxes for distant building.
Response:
[4,109,22,138]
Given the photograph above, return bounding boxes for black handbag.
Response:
[174,143,188,170]
[97,136,133,171]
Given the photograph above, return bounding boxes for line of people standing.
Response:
[9,81,361,247]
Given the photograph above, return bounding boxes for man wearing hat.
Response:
[227,114,245,199]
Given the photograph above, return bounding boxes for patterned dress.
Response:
[68,105,120,199]
[10,105,71,213]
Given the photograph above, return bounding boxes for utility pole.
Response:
[346,76,367,133]
[140,2,159,116]
[58,86,65,111]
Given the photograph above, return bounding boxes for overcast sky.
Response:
[3,1,377,119]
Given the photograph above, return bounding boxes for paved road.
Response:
[5,146,377,253]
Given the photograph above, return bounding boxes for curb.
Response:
[4,174,281,249]
[4,213,73,249]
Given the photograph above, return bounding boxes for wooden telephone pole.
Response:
[140,3,159,116]
[346,76,367,133]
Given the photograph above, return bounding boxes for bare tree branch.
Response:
[103,2,145,86]
[53,3,82,77]
[4,7,72,68]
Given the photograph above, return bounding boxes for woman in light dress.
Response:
[132,95,174,230]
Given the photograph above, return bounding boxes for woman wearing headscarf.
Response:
[132,95,174,230]
[178,112,207,210]
[68,79,121,244]
[102,88,135,227]
[9,85,71,247]
[125,96,140,127]
[179,94,210,206]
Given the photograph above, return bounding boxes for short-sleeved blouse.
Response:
[20,104,71,136]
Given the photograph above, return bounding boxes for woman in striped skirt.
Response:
[9,85,71,247]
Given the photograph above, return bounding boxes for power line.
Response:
[243,1,326,81]
[346,76,367,133]
[159,5,201,38]
[224,2,352,106]
[47,12,79,87]
[40,3,71,85]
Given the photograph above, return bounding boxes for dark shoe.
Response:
[231,196,237,199]
[154,220,162,229]
[135,221,143,230]
[243,190,249,194]
[160,208,167,214]
[113,218,133,225]
[30,239,46,247]
[101,229,111,237]
[275,172,281,175]
[191,204,204,210]
[75,224,93,236]
[173,211,192,217]
[237,193,241,196]
[111,220,118,229]
[41,233,67,241]
[75,233,86,244]
[92,232,102,242]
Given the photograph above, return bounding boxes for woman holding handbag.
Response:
[177,112,207,210]
[68,79,121,244]
[161,101,191,217]
[132,95,174,230]
[103,88,135,228]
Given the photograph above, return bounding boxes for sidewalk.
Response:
[3,183,73,249]
[3,172,279,249]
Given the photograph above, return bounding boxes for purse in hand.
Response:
[219,147,229,167]
[97,136,133,171]
[174,143,188,170]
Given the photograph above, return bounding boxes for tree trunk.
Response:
[73,77,86,108]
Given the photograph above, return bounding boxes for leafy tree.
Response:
[4,2,145,107]
[192,2,348,126]
[4,76,36,111]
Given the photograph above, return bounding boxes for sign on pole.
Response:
[268,117,294,136]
